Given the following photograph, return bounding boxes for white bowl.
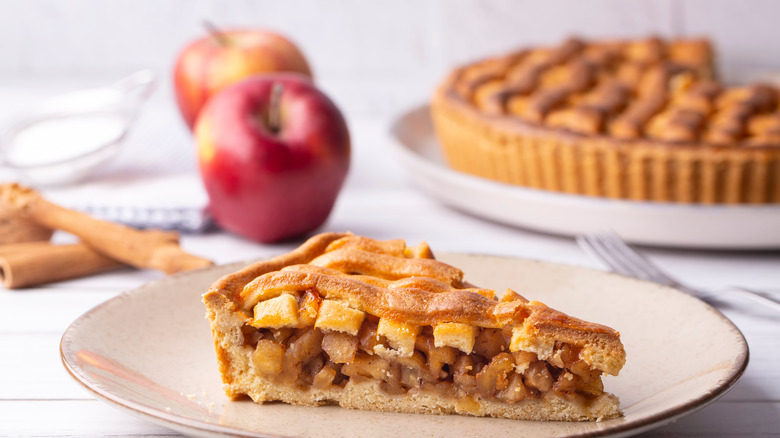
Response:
[0,71,155,186]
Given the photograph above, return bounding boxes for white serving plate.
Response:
[61,254,747,438]
[389,105,780,249]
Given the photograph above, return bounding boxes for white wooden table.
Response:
[0,100,778,437]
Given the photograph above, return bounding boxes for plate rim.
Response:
[60,256,749,438]
[389,104,780,213]
[388,104,780,250]
[60,262,281,438]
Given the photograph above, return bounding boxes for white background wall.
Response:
[1,0,779,116]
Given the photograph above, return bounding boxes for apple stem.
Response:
[268,83,284,134]
[203,20,230,46]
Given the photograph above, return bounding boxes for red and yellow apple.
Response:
[195,74,350,243]
[174,28,312,129]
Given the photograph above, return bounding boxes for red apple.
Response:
[174,27,312,130]
[195,73,350,243]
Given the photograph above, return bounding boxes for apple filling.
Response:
[240,290,609,412]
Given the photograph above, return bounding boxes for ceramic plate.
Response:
[61,255,748,438]
[389,105,780,249]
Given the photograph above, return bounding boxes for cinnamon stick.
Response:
[0,242,121,289]
[0,205,53,244]
[0,183,213,274]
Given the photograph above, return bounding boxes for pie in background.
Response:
[432,36,780,204]
[203,232,626,421]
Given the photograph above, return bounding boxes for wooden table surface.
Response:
[0,110,778,437]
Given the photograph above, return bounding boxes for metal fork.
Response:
[577,231,780,314]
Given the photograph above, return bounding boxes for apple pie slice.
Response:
[203,232,626,421]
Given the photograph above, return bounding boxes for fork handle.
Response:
[729,287,780,314]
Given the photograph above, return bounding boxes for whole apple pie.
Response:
[432,36,780,204]
[203,232,626,421]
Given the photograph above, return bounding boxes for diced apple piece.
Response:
[475,352,515,397]
[383,363,405,395]
[396,350,425,371]
[433,322,477,354]
[415,336,458,379]
[569,359,602,383]
[553,370,579,393]
[322,331,358,363]
[376,318,420,357]
[358,318,380,353]
[250,293,299,328]
[285,328,323,366]
[429,344,457,364]
[473,328,507,358]
[341,352,390,380]
[252,339,284,375]
[312,366,337,389]
[315,300,365,335]
[400,365,421,389]
[414,331,434,354]
[577,373,604,396]
[271,327,294,344]
[497,372,529,403]
[512,350,537,373]
[452,355,478,394]
[298,290,321,327]
[524,360,553,392]
[452,354,476,375]
[558,343,582,368]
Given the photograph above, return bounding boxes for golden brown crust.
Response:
[431,37,780,204]
[309,247,464,285]
[205,232,349,302]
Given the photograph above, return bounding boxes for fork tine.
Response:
[590,232,658,280]
[579,233,780,312]
[594,231,679,285]
[576,234,640,278]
